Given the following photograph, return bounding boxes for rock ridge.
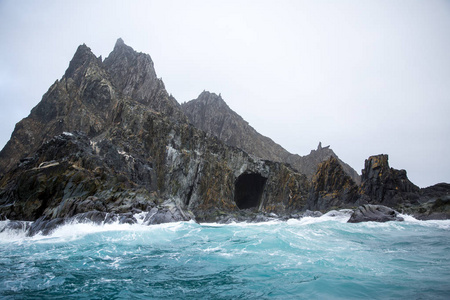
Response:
[0,39,448,236]
[181,91,360,183]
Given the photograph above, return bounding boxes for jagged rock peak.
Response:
[103,38,165,107]
[316,142,330,151]
[196,91,226,106]
[110,37,138,56]
[363,154,389,172]
[64,43,99,79]
[198,90,221,98]
[104,38,156,78]
[182,92,360,182]
[360,154,420,207]
[306,156,358,211]
[115,37,125,47]
[311,142,331,154]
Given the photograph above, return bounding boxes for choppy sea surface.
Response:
[0,213,449,299]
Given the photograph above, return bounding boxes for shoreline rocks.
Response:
[0,39,449,236]
[347,205,404,223]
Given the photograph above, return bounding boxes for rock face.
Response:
[305,154,450,219]
[0,39,184,175]
[0,39,309,232]
[306,156,359,211]
[404,183,450,220]
[181,92,360,183]
[347,204,404,223]
[0,39,448,234]
[359,155,420,207]
[181,91,290,163]
[0,132,162,222]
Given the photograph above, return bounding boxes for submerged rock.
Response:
[347,204,404,223]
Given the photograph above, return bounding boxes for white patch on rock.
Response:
[62,132,74,137]
[118,149,134,161]
[90,141,100,155]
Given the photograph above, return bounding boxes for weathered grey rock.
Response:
[181,92,360,183]
[118,212,137,224]
[0,38,448,237]
[403,184,450,220]
[347,204,404,223]
[28,217,65,236]
[0,220,31,233]
[306,156,359,211]
[359,155,420,207]
[143,205,187,225]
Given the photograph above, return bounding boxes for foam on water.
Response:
[1,214,449,299]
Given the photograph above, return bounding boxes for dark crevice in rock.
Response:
[186,163,200,206]
[234,173,267,210]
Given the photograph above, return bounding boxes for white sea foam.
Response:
[0,220,30,242]
[1,211,449,244]
[0,213,198,243]
[398,213,450,229]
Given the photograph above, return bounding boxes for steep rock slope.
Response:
[181,91,289,162]
[0,39,310,229]
[181,91,360,183]
[359,154,420,207]
[306,154,450,219]
[358,155,450,219]
[0,39,184,175]
[0,39,448,233]
[306,156,359,211]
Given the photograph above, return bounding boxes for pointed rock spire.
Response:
[64,43,98,80]
[111,38,135,55]
[115,37,125,47]
[104,38,158,97]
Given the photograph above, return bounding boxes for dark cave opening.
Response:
[234,173,267,210]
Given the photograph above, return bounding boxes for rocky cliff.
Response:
[0,39,448,235]
[306,154,450,219]
[306,156,359,211]
[0,39,310,231]
[181,92,360,183]
[0,39,184,175]
[358,155,450,219]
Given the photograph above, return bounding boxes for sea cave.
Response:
[234,173,267,209]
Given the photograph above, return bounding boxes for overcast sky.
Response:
[1,0,449,187]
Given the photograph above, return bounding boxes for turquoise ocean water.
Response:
[1,213,449,299]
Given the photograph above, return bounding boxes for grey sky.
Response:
[1,0,449,187]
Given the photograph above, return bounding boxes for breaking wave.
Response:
[1,214,449,299]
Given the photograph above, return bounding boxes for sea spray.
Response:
[1,215,449,299]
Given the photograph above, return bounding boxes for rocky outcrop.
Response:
[286,143,360,184]
[306,156,359,211]
[0,132,161,222]
[305,154,450,219]
[181,91,290,163]
[0,39,310,234]
[359,155,420,207]
[181,92,360,183]
[347,204,404,223]
[0,39,448,236]
[402,183,450,220]
[0,39,185,176]
[103,38,186,122]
